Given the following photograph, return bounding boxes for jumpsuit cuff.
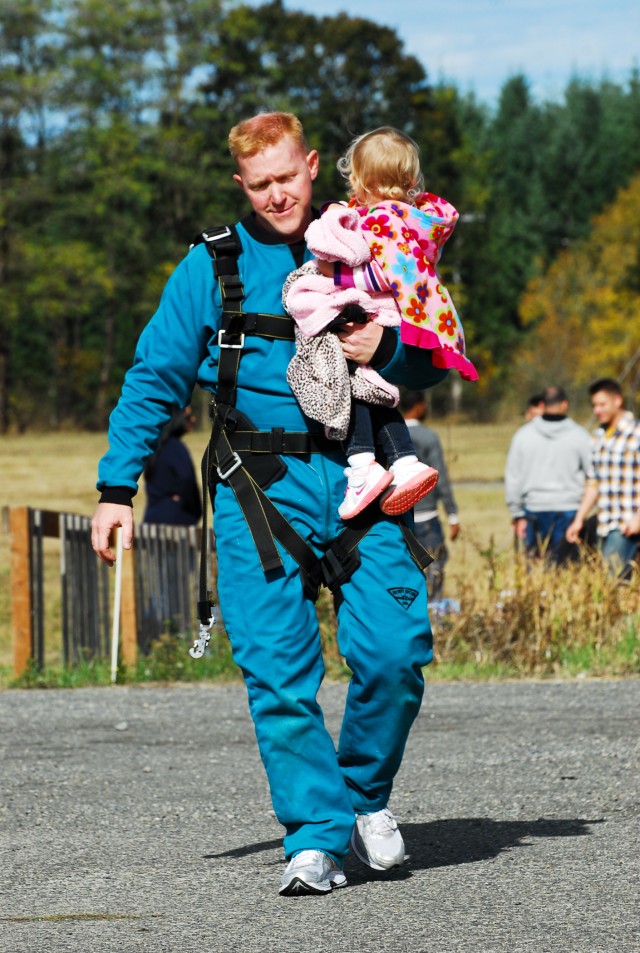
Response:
[369,328,398,370]
[99,486,135,507]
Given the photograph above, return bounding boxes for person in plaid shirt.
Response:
[566,378,640,574]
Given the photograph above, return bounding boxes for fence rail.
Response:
[7,507,215,677]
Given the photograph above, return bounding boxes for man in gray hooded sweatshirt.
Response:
[505,385,591,563]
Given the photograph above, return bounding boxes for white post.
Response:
[110,529,124,684]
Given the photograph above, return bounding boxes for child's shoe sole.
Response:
[380,469,439,516]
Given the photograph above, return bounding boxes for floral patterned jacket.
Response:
[333,193,478,381]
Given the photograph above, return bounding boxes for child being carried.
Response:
[283,126,478,520]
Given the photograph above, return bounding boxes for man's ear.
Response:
[232,173,244,190]
[307,149,319,181]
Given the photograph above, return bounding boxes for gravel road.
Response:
[1,678,638,953]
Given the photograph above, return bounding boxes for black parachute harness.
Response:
[188,224,433,658]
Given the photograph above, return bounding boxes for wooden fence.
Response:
[7,506,214,677]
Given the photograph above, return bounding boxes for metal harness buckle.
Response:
[202,225,232,242]
[189,609,216,659]
[216,451,243,481]
[218,329,245,349]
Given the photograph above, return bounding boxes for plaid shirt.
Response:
[587,411,640,536]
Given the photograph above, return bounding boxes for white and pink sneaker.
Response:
[338,462,394,520]
[380,459,439,516]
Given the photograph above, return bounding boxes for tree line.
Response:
[2,0,639,431]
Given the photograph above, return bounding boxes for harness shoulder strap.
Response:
[195,225,244,623]
[194,225,315,621]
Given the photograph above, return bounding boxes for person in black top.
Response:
[143,406,202,526]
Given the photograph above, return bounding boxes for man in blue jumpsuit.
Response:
[91,112,448,896]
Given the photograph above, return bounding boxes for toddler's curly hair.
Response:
[337,126,424,205]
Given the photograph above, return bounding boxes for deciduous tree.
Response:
[517,173,640,404]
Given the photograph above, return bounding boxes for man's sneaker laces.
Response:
[351,808,405,871]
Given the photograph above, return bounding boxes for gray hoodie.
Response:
[504,415,592,519]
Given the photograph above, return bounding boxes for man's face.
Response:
[233,136,319,242]
[591,390,623,427]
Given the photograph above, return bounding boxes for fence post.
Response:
[120,542,138,668]
[10,507,32,677]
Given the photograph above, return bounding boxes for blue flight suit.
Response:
[98,214,448,862]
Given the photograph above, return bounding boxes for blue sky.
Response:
[280,0,638,105]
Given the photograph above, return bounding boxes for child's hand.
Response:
[314,260,334,277]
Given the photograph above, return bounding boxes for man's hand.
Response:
[337,321,383,364]
[566,484,598,544]
[622,512,640,537]
[513,517,527,541]
[450,523,460,542]
[565,515,584,544]
[91,503,134,566]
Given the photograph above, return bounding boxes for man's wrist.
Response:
[369,328,397,370]
[98,486,135,507]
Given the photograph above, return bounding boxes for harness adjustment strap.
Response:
[214,270,244,302]
[239,312,296,341]
[271,428,284,454]
[399,521,434,571]
[319,543,361,592]
[197,599,215,625]
[226,429,338,455]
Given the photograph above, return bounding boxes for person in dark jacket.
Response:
[143,406,201,526]
[400,389,460,601]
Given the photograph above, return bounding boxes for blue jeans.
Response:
[601,530,640,577]
[524,510,579,564]
[346,399,415,464]
[413,517,448,601]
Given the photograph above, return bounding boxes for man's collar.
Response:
[603,410,635,437]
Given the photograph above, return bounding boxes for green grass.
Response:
[428,658,521,681]
[553,619,640,677]
[7,629,241,690]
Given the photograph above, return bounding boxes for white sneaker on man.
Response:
[338,462,394,520]
[350,809,405,870]
[279,850,347,896]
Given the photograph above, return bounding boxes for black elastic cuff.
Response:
[370,327,397,370]
[99,486,135,506]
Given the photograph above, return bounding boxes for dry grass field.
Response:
[6,416,636,684]
[0,421,515,667]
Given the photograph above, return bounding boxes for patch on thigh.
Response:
[387,586,419,610]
